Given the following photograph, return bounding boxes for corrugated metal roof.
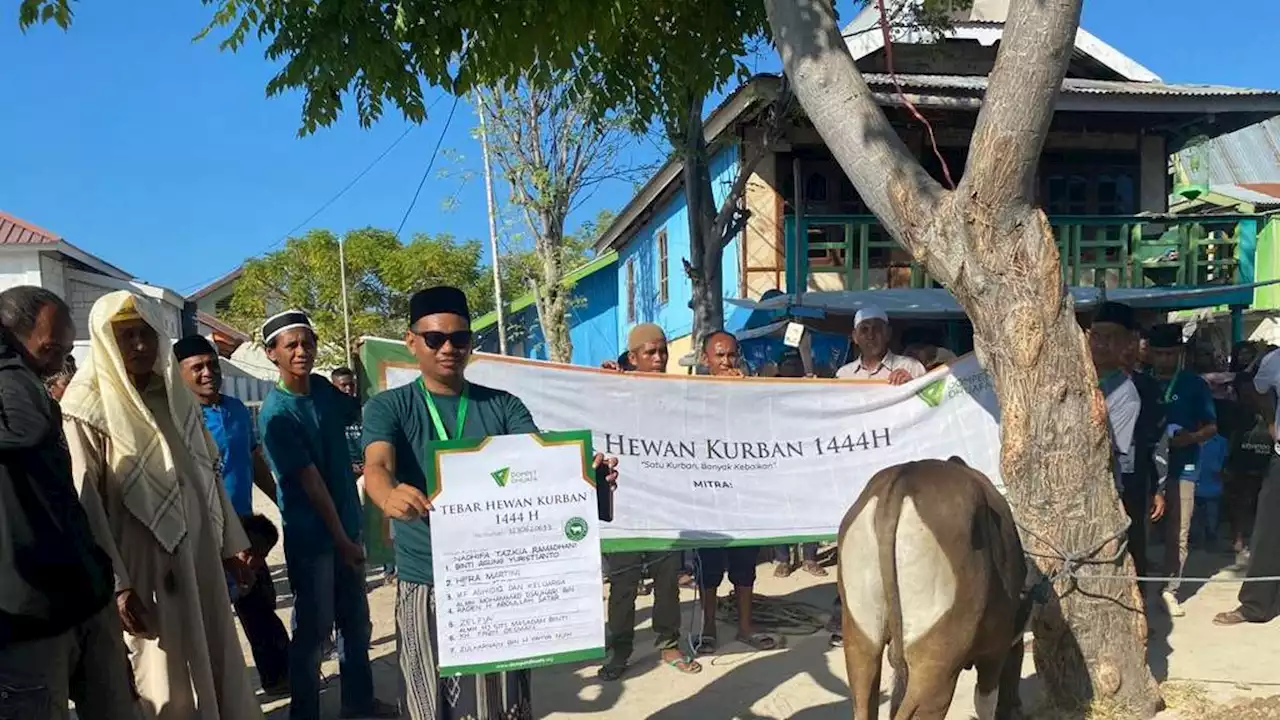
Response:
[860,73,1280,97]
[0,210,61,245]
[1191,117,1280,185]
[1215,183,1280,208]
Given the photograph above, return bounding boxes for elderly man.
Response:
[835,307,925,384]
[691,331,778,655]
[61,291,260,720]
[0,287,138,720]
[256,311,396,720]
[361,286,619,718]
[829,307,926,646]
[173,335,289,697]
[597,323,701,680]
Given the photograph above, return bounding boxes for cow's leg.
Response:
[892,662,961,720]
[995,639,1026,720]
[841,610,883,720]
[839,496,888,720]
[973,656,1003,720]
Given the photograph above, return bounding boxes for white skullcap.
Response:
[854,306,889,328]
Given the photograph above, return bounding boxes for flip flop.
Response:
[803,562,829,577]
[694,635,718,655]
[1213,609,1252,626]
[661,652,702,674]
[774,563,794,578]
[737,632,780,651]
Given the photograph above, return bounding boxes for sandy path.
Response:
[237,491,1280,718]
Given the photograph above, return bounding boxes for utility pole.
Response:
[338,234,354,368]
[475,92,508,355]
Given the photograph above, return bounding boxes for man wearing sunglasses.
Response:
[361,285,620,720]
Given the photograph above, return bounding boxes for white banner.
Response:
[385,354,1004,552]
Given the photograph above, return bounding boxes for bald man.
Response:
[600,324,701,680]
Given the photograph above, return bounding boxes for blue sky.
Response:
[1,0,1275,295]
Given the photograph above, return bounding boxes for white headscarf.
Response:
[60,291,225,554]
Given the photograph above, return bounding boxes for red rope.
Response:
[875,0,956,190]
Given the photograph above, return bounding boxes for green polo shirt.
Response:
[361,380,539,585]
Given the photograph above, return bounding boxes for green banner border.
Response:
[440,646,605,677]
[601,534,837,553]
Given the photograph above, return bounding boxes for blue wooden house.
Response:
[484,2,1280,368]
[587,1,1280,360]
[474,251,620,366]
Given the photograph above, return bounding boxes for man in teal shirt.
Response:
[256,310,396,720]
[362,286,618,720]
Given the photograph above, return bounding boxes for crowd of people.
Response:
[0,283,617,720]
[3,280,1279,720]
[1089,301,1280,624]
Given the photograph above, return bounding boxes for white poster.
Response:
[455,352,1003,552]
[428,432,606,676]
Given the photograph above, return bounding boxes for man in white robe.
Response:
[61,291,262,720]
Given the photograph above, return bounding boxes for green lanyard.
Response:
[419,379,469,441]
[1161,371,1182,405]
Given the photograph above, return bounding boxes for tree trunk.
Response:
[766,0,1161,714]
[534,219,573,364]
[677,92,727,354]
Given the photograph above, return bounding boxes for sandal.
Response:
[774,563,793,578]
[694,634,718,655]
[737,632,779,651]
[661,651,702,674]
[803,561,829,577]
[597,663,627,681]
[1213,609,1252,626]
[678,572,696,589]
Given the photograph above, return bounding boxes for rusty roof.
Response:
[0,210,62,245]
[859,73,1280,98]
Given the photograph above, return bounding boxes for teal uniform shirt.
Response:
[361,380,539,585]
[258,375,364,556]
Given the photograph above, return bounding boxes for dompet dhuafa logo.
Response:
[490,467,510,488]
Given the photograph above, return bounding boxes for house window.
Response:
[626,260,636,324]
[657,230,669,306]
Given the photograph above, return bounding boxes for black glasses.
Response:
[413,330,473,350]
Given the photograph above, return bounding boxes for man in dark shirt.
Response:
[257,310,397,720]
[0,286,138,719]
[362,286,620,717]
[1146,323,1217,618]
[1123,324,1166,583]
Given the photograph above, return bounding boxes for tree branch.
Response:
[963,0,1082,208]
[765,0,950,265]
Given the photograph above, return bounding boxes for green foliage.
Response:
[225,227,490,365]
[499,209,612,296]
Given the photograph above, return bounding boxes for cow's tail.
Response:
[877,475,910,708]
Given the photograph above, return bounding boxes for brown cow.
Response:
[837,457,1032,720]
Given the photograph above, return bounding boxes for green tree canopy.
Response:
[226,227,489,366]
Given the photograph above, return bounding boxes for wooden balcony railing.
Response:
[783,214,1260,293]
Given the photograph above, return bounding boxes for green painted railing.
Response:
[783,214,1260,292]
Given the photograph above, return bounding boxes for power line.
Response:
[395,95,461,239]
[178,93,448,294]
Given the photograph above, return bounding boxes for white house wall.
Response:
[66,270,183,341]
[0,252,44,291]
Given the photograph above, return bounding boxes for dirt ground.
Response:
[239,490,1280,719]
